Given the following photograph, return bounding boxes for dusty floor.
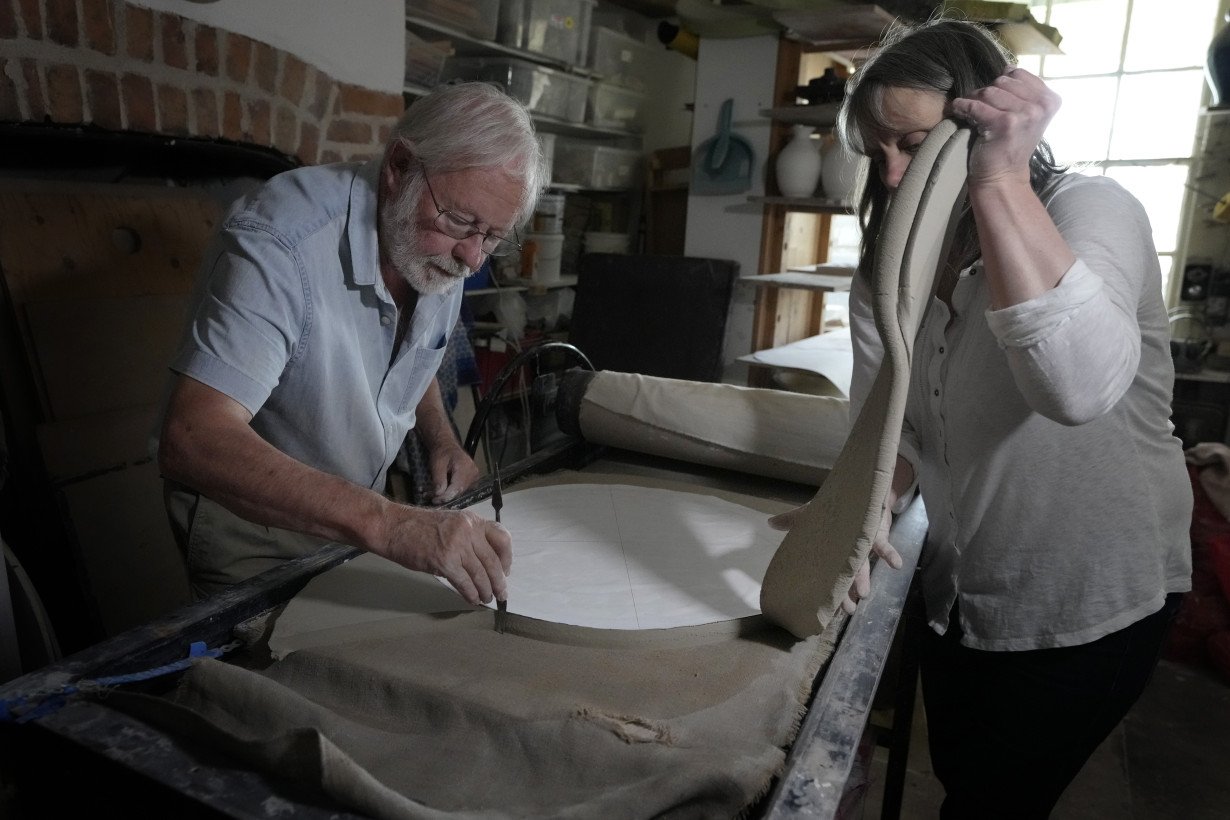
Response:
[856,658,1230,819]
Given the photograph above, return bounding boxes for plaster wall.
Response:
[683,34,778,383]
[131,0,405,92]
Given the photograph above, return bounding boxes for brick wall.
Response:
[0,0,406,165]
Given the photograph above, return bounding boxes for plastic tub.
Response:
[588,26,653,91]
[587,81,646,131]
[497,0,595,64]
[440,57,591,123]
[521,232,565,284]
[533,193,567,233]
[552,139,641,189]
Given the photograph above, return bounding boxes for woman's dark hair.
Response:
[836,18,1065,279]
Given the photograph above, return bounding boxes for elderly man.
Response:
[158,82,544,604]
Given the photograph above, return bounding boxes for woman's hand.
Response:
[950,66,1061,188]
[767,500,903,614]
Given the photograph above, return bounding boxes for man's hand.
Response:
[380,504,512,605]
[426,439,480,505]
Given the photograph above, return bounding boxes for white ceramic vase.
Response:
[820,138,864,202]
[775,125,822,198]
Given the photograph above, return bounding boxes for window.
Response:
[1017,0,1222,300]
[819,1,1222,302]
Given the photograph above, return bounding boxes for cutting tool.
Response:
[492,463,508,632]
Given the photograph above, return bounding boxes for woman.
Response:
[810,18,1189,818]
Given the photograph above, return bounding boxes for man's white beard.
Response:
[381,182,474,296]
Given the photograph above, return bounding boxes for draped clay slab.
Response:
[760,121,971,639]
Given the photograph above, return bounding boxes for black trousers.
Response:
[919,593,1183,819]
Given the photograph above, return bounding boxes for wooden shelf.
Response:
[760,103,841,129]
[509,275,579,293]
[748,195,853,214]
[462,285,527,297]
[741,272,852,292]
[406,15,594,75]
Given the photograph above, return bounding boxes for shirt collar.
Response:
[347,159,383,289]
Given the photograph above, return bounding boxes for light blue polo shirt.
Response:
[163,160,464,595]
[173,159,462,494]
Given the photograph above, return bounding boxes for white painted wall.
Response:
[683,35,778,383]
[134,0,405,92]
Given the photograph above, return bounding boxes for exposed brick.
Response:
[21,58,45,121]
[194,24,218,76]
[280,54,306,108]
[297,121,320,166]
[160,12,187,70]
[83,0,116,54]
[0,59,19,118]
[17,0,41,39]
[157,83,188,135]
[84,69,122,129]
[221,90,243,141]
[338,83,402,118]
[377,122,393,146]
[272,104,296,153]
[192,87,218,137]
[308,69,332,120]
[126,5,153,62]
[252,41,277,94]
[225,32,251,83]
[121,72,155,132]
[46,0,77,47]
[247,97,270,144]
[0,3,17,39]
[46,62,82,123]
[320,149,343,164]
[326,118,371,145]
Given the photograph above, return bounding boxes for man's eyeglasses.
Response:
[420,166,521,257]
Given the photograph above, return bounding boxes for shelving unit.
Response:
[404,2,648,350]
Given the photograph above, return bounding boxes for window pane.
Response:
[1044,76,1117,163]
[1042,0,1129,77]
[1109,70,1204,159]
[1123,0,1220,72]
[1158,254,1174,300]
[1016,54,1043,74]
[1104,163,1191,253]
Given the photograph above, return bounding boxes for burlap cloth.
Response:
[111,474,839,819]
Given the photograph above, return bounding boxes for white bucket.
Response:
[522,232,564,284]
[533,193,566,233]
[584,231,631,254]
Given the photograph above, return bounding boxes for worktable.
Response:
[0,438,926,819]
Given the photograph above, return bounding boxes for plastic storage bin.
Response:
[588,26,653,91]
[440,57,591,123]
[405,30,449,88]
[587,81,645,131]
[497,0,595,64]
[552,139,641,189]
[412,0,500,42]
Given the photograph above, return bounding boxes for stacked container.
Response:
[439,57,591,123]
[551,138,641,189]
[585,25,650,132]
[497,0,595,64]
